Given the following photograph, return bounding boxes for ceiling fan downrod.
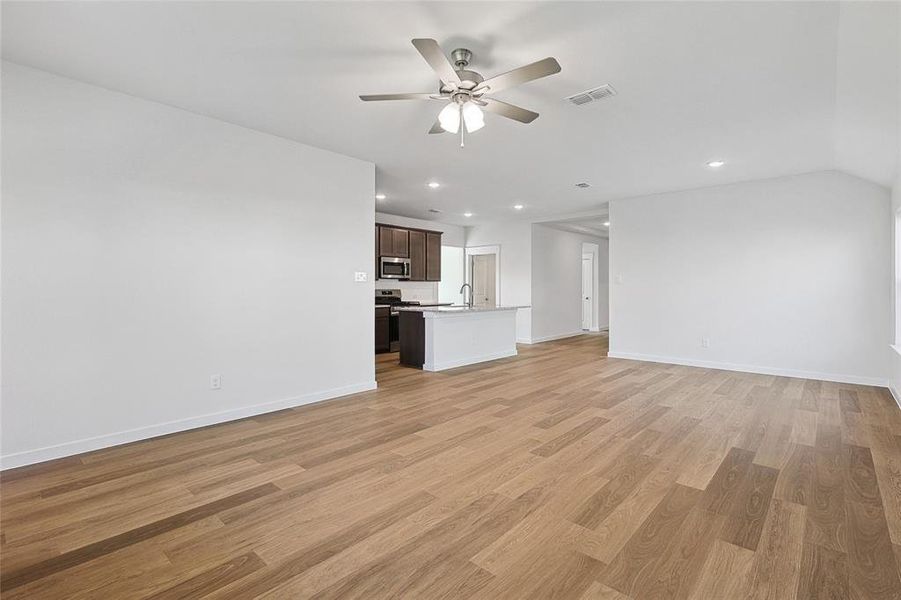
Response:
[451,48,472,70]
[460,104,465,148]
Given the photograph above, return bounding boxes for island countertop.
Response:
[397,305,522,371]
[394,305,529,315]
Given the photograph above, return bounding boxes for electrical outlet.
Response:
[354,271,368,282]
[210,374,221,390]
[701,337,710,348]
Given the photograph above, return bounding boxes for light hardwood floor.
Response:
[2,334,901,599]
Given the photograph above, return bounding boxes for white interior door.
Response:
[581,255,593,330]
[471,254,497,307]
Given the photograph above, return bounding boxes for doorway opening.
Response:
[465,245,500,307]
[471,254,497,307]
[582,252,594,330]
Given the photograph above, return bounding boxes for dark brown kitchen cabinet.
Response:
[375,306,390,353]
[399,311,425,368]
[426,232,441,281]
[378,226,408,258]
[376,223,442,281]
[408,230,426,281]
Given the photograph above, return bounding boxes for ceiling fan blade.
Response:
[359,93,444,101]
[474,57,561,94]
[482,98,539,123]
[411,38,461,87]
[428,120,445,134]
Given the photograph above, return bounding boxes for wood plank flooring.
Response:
[2,334,901,598]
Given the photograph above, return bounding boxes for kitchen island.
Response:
[396,306,527,371]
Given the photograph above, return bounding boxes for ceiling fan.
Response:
[359,39,561,146]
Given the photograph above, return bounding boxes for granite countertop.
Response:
[395,305,529,313]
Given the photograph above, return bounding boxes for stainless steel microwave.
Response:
[379,256,410,279]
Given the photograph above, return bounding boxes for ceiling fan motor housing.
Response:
[451,48,472,68]
[440,72,484,94]
[437,48,484,93]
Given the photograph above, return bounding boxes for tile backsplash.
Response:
[375,280,439,303]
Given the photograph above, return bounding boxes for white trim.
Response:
[425,349,518,372]
[607,351,888,387]
[589,326,601,333]
[0,380,377,470]
[581,252,595,331]
[465,245,501,306]
[890,385,901,411]
[522,331,586,344]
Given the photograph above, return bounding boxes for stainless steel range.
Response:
[375,289,420,316]
[375,289,420,352]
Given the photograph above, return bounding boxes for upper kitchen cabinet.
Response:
[426,232,441,281]
[376,223,442,282]
[409,230,426,281]
[378,226,409,258]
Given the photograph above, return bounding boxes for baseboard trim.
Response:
[606,351,888,387]
[0,380,378,471]
[890,385,901,410]
[425,349,518,371]
[522,331,586,345]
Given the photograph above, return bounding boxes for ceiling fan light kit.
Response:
[360,38,561,147]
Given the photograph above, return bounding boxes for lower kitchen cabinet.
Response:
[375,306,390,353]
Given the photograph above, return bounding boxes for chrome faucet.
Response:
[459,283,473,308]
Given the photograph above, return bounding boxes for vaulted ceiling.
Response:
[2,2,897,225]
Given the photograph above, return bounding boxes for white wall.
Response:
[465,222,533,342]
[438,246,465,304]
[891,170,901,402]
[833,0,899,188]
[374,212,464,303]
[609,171,891,386]
[1,63,376,468]
[597,241,611,331]
[530,225,607,343]
[375,212,465,247]
[885,5,901,406]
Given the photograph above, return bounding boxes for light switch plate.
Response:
[354,271,368,282]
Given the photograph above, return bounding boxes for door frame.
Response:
[464,245,501,305]
[581,252,594,330]
[581,242,602,333]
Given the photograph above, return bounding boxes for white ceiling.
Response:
[2,1,889,225]
[541,215,610,239]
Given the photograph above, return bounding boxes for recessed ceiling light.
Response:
[427,181,440,189]
[463,212,473,217]
[706,160,725,168]
[513,204,524,210]
[603,221,610,227]
[375,193,386,200]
